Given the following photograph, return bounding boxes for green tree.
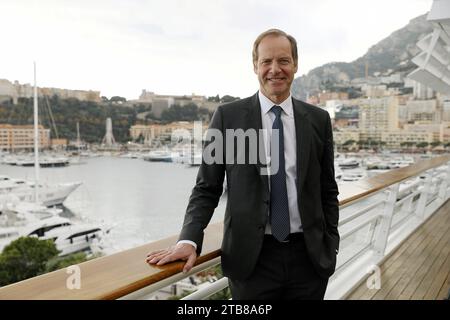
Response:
[0,237,59,286]
[0,96,138,143]
[430,141,442,148]
[161,103,201,122]
[110,96,126,103]
[45,252,88,273]
[416,142,429,149]
[220,95,240,103]
[207,94,220,102]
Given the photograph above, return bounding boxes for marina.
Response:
[0,150,439,258]
[0,154,227,256]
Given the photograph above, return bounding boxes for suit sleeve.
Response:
[321,113,340,251]
[178,106,226,255]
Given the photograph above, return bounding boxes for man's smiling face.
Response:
[254,35,298,104]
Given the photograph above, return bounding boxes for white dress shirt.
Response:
[258,91,302,235]
[179,91,303,249]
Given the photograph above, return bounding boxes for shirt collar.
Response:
[258,91,294,118]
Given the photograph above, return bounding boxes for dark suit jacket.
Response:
[179,93,340,280]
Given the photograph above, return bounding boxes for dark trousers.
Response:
[228,233,328,300]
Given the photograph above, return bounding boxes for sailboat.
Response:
[69,122,87,165]
[0,63,106,256]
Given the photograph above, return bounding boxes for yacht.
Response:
[42,224,104,256]
[386,156,415,168]
[0,200,105,256]
[0,208,72,253]
[0,175,82,207]
[337,157,360,169]
[143,150,173,162]
[366,156,415,170]
[341,170,367,182]
[3,155,70,167]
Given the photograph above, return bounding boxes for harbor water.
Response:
[0,157,226,254]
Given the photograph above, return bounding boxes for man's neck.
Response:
[260,91,291,105]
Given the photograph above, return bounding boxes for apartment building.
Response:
[0,124,50,151]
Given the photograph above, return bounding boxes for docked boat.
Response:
[341,170,367,182]
[0,175,82,207]
[3,155,70,167]
[366,156,415,170]
[0,202,70,252]
[143,150,173,162]
[41,224,104,256]
[0,199,105,256]
[337,157,360,169]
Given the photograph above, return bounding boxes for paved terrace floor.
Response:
[346,199,450,300]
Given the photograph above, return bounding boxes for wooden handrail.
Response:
[0,154,449,299]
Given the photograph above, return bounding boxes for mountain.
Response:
[291,13,433,100]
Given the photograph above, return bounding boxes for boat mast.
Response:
[77,121,80,152]
[33,61,39,203]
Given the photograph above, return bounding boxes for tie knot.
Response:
[271,105,283,118]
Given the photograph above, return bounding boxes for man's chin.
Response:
[266,89,288,97]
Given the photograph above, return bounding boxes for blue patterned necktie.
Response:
[270,105,290,242]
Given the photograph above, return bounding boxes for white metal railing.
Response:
[122,161,450,300]
[326,162,450,299]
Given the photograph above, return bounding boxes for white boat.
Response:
[143,150,173,162]
[42,224,104,256]
[0,198,105,256]
[39,156,70,167]
[366,156,415,170]
[341,170,367,182]
[0,202,71,252]
[4,155,70,167]
[386,157,415,168]
[0,175,81,207]
[337,157,360,169]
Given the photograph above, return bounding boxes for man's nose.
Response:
[270,62,281,73]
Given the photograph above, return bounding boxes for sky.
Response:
[0,0,433,100]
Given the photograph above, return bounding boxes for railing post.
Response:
[415,172,432,220]
[438,162,450,201]
[372,183,399,260]
[403,190,414,215]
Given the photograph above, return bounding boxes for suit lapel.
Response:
[246,93,270,192]
[293,99,311,191]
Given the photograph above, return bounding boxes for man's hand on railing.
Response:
[145,243,197,274]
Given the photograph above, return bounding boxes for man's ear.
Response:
[294,63,298,74]
[253,62,258,74]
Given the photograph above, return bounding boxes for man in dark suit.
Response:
[146,29,339,300]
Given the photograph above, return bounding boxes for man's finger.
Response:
[146,249,165,257]
[147,250,170,260]
[146,251,168,262]
[147,251,172,264]
[183,253,197,273]
[157,253,177,265]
